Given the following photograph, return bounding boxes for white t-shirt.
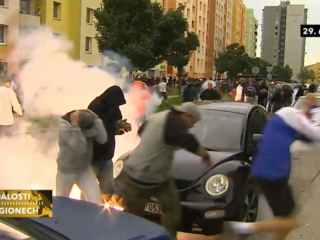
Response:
[0,86,22,125]
[158,82,167,93]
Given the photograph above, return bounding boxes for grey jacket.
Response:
[124,111,175,184]
[57,117,107,173]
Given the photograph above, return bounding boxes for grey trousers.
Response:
[56,167,101,205]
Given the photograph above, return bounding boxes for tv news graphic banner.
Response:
[0,190,52,217]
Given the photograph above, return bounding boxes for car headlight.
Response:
[113,160,124,179]
[205,174,229,196]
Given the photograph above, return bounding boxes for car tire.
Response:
[235,183,259,223]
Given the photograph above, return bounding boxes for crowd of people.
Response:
[1,71,320,240]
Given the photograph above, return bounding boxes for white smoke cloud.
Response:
[0,26,161,192]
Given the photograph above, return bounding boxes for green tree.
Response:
[246,57,272,76]
[95,0,170,71]
[273,64,293,82]
[165,5,199,79]
[215,43,250,79]
[298,67,316,83]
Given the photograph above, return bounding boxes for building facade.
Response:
[0,0,20,76]
[162,0,208,78]
[239,3,246,47]
[231,0,242,44]
[306,62,320,81]
[245,8,257,57]
[261,1,307,80]
[224,0,233,48]
[35,0,106,66]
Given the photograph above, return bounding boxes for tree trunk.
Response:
[178,66,184,96]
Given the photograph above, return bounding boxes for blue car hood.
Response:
[30,197,171,240]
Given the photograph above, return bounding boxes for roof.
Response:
[29,197,170,240]
[195,101,254,114]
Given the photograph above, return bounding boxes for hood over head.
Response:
[98,86,126,110]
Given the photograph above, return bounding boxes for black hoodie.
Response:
[88,86,126,162]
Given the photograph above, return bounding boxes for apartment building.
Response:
[261,1,307,80]
[240,3,246,47]
[224,0,233,48]
[0,0,20,76]
[162,0,208,78]
[205,0,228,78]
[245,8,258,57]
[35,0,106,66]
[231,0,242,44]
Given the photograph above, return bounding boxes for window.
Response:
[189,65,192,72]
[190,110,245,151]
[199,16,201,25]
[191,21,195,27]
[86,8,93,24]
[192,6,195,13]
[0,0,6,7]
[203,18,205,25]
[0,25,7,44]
[202,46,204,53]
[0,62,8,77]
[202,32,204,41]
[247,110,267,150]
[187,8,190,18]
[53,1,61,19]
[85,36,92,52]
[197,59,199,67]
[201,59,203,67]
[198,30,201,37]
[20,0,31,14]
[204,4,206,12]
[200,1,202,11]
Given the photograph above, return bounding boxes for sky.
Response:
[243,0,320,66]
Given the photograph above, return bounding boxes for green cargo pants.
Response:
[122,173,181,238]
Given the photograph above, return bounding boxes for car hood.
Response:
[172,149,240,190]
[29,197,171,240]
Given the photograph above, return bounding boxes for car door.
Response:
[247,109,268,159]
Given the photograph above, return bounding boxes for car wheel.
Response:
[243,185,258,222]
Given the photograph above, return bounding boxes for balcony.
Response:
[19,13,40,27]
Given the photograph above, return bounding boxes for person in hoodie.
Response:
[56,109,107,205]
[200,82,221,100]
[182,81,195,102]
[88,86,132,202]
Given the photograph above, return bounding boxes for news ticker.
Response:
[0,190,52,218]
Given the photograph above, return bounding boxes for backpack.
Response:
[246,86,255,97]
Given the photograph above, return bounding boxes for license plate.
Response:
[144,203,162,214]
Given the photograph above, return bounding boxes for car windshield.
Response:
[189,110,245,151]
[293,98,320,109]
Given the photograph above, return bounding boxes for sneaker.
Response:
[221,222,251,240]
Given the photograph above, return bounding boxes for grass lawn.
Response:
[167,87,179,96]
[157,96,182,112]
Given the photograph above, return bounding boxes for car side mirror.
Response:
[252,134,262,144]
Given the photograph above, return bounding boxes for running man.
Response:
[223,100,320,240]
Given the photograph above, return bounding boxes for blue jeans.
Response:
[92,161,114,196]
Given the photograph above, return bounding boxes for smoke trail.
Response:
[0,26,161,191]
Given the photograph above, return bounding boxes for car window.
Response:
[247,110,267,149]
[0,222,31,240]
[190,110,245,151]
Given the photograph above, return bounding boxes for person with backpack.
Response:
[245,81,256,104]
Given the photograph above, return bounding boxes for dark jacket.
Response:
[183,84,195,102]
[200,89,221,100]
[295,87,304,100]
[88,86,126,162]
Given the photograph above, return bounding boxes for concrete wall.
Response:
[260,6,278,64]
[284,5,306,80]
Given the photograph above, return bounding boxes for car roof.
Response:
[29,197,170,240]
[195,101,254,114]
[297,95,320,99]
